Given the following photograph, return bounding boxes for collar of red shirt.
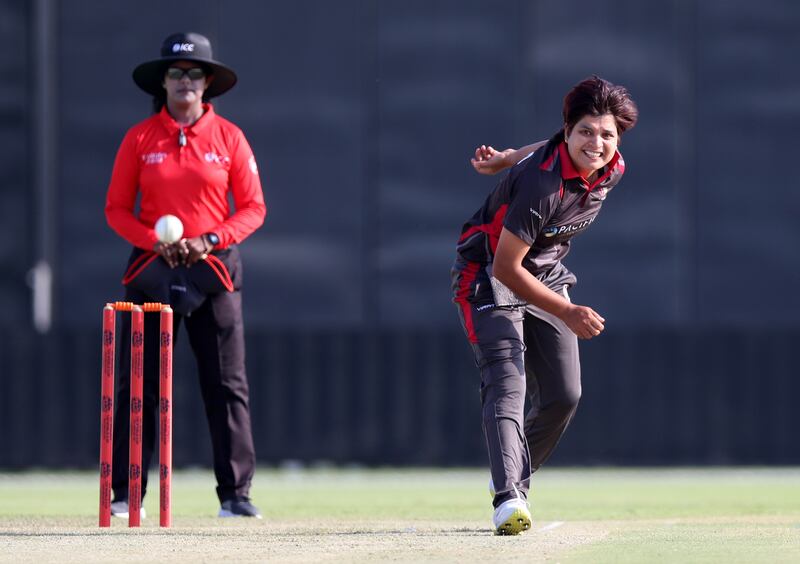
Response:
[557,141,621,191]
[158,103,216,135]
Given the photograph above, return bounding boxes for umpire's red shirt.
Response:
[105,104,266,250]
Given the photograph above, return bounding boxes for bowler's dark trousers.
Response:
[111,285,256,504]
[457,297,581,508]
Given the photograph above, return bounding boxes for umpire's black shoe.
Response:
[218,497,262,518]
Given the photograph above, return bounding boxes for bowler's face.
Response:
[565,114,619,179]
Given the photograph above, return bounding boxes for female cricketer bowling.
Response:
[451,76,638,534]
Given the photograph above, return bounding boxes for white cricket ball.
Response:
[154,214,184,244]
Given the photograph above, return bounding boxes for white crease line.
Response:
[538,521,565,532]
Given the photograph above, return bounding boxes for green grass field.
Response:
[1,468,798,562]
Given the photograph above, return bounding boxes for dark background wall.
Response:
[1,0,798,469]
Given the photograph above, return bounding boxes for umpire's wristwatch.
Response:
[204,232,220,250]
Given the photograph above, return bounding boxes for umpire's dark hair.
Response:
[562,75,638,137]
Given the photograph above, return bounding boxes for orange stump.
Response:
[128,306,144,527]
[98,305,115,527]
[159,306,173,527]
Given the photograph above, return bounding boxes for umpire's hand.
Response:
[176,236,211,267]
[153,241,182,269]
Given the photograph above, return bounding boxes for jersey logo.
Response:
[141,152,167,165]
[248,155,259,174]
[204,152,231,165]
[542,216,596,237]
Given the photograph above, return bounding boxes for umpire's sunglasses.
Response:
[165,67,206,80]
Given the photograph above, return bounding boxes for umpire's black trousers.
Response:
[111,284,256,504]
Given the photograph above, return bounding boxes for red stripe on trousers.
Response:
[454,261,481,344]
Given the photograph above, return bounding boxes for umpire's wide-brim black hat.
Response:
[132,32,237,98]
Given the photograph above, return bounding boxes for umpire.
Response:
[104,32,266,518]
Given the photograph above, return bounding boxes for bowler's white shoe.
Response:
[492,498,531,535]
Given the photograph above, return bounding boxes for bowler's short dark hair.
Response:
[563,76,638,135]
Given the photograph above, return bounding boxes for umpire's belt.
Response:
[121,245,241,316]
